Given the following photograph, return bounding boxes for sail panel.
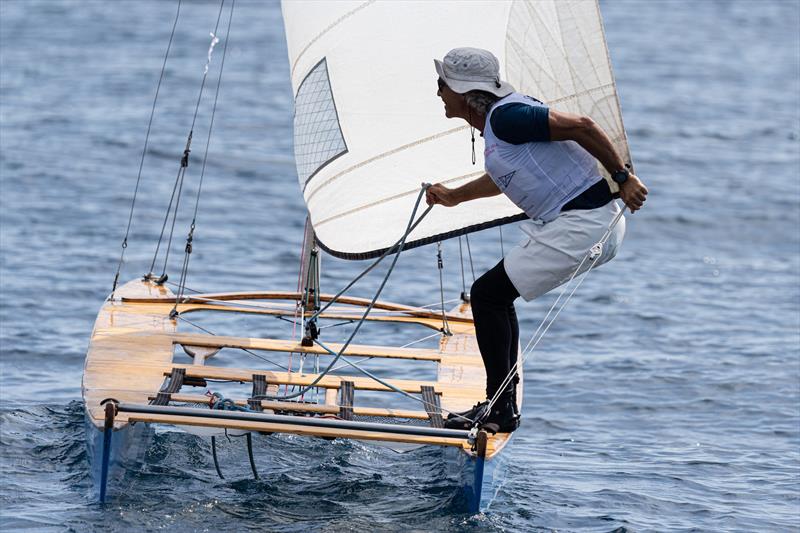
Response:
[281,0,630,259]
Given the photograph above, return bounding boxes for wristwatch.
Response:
[611,168,630,185]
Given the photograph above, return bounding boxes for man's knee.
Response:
[470,274,492,306]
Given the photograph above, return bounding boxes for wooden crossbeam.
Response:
[116,302,474,334]
[170,332,446,362]
[168,365,482,397]
[159,393,431,419]
[84,360,484,398]
[121,292,474,324]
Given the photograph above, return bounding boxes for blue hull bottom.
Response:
[443,432,515,513]
[86,416,512,511]
[85,415,153,502]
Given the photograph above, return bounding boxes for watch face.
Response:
[613,169,629,184]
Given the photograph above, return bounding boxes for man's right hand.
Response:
[619,174,648,213]
[426,183,460,207]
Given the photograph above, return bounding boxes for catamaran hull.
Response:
[85,414,153,502]
[87,414,509,514]
[444,434,515,513]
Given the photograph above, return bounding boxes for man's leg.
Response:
[470,260,519,404]
[507,302,520,415]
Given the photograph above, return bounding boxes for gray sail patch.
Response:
[293,58,348,186]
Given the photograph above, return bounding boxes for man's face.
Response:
[437,78,466,119]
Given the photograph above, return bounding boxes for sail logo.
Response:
[497,170,516,188]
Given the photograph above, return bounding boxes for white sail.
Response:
[281,0,630,259]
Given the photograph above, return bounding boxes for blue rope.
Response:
[209,392,252,412]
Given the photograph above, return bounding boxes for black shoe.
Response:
[446,400,488,421]
[481,400,520,433]
[444,401,489,430]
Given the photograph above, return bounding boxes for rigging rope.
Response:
[251,186,433,402]
[172,0,236,313]
[436,242,452,335]
[110,0,182,297]
[465,234,476,282]
[481,206,628,420]
[147,0,229,284]
[305,196,431,324]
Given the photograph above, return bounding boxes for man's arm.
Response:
[426,173,500,207]
[549,109,648,212]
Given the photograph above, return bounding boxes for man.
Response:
[426,48,648,432]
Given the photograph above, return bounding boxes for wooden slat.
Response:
[160,393,431,419]
[170,332,448,362]
[84,361,483,401]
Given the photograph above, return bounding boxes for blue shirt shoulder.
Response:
[489,97,550,144]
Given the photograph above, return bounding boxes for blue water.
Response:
[1,1,799,531]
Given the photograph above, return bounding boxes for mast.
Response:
[299,216,320,346]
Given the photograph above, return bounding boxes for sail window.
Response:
[293,58,347,186]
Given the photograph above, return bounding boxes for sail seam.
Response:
[545,82,614,107]
[290,0,376,78]
[313,171,485,228]
[304,125,469,199]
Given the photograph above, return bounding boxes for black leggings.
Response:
[471,259,520,402]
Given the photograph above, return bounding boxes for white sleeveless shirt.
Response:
[483,93,600,222]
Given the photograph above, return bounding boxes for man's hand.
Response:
[619,174,648,213]
[426,183,460,207]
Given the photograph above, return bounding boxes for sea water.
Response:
[1,1,798,531]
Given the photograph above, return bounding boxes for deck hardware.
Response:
[150,368,186,405]
[421,386,444,428]
[183,375,208,388]
[339,381,354,420]
[249,375,267,411]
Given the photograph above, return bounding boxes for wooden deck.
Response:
[83,279,519,458]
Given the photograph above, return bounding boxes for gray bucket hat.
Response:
[434,47,515,97]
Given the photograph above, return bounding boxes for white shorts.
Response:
[503,201,626,301]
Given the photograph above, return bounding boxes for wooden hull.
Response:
[83,279,523,509]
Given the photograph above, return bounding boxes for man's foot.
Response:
[446,400,488,421]
[482,399,520,433]
[444,401,490,430]
[443,399,519,432]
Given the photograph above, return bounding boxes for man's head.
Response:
[434,47,514,120]
[434,47,514,97]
